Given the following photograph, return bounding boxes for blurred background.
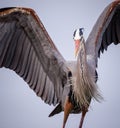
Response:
[0,0,120,128]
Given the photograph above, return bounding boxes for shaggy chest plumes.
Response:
[72,30,102,108]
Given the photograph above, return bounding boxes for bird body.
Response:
[0,1,120,128]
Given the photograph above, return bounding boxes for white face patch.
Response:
[73,29,81,40]
[73,28,84,40]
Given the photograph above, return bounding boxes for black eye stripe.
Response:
[73,28,84,39]
[73,29,77,37]
[79,28,83,36]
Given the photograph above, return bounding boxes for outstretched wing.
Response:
[0,7,69,106]
[86,1,120,70]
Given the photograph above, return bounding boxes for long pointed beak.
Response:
[74,39,80,58]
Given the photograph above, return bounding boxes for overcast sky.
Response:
[0,0,120,128]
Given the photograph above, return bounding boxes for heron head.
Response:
[73,28,84,57]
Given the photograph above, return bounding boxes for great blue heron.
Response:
[0,1,120,128]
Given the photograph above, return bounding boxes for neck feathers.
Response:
[73,38,102,107]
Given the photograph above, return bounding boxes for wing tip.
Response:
[48,103,62,117]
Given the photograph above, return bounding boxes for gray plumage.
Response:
[0,1,120,128]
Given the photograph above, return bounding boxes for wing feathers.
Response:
[42,76,50,102]
[17,38,30,76]
[4,24,22,68]
[115,11,120,42]
[99,2,120,55]
[0,22,15,66]
[0,7,69,106]
[37,71,47,97]
[29,57,38,87]
[86,1,120,67]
